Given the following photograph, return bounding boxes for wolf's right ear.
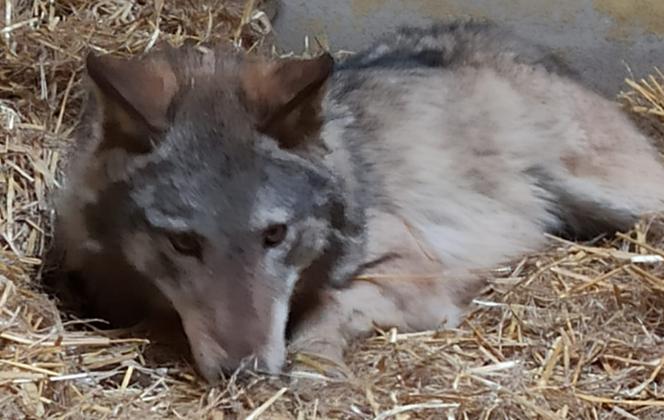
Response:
[85,52,179,154]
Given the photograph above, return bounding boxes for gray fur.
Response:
[53,19,664,382]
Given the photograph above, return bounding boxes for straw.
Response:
[1,1,663,417]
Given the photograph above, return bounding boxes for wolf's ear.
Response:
[86,51,179,154]
[240,53,334,148]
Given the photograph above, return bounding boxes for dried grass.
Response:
[1,1,663,418]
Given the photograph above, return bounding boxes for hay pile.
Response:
[1,1,663,418]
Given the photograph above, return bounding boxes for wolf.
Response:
[51,20,664,382]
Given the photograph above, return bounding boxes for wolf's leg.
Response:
[287,210,482,378]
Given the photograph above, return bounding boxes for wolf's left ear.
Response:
[240,53,334,148]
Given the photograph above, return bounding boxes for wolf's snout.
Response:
[188,338,286,383]
[179,307,287,382]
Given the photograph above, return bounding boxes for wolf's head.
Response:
[69,43,363,382]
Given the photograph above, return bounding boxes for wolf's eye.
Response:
[168,233,202,258]
[262,224,288,248]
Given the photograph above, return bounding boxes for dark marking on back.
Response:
[525,166,637,240]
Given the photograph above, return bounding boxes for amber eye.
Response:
[168,233,202,258]
[263,224,288,248]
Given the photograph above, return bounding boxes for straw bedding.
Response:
[1,1,663,418]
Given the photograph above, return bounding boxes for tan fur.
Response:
[290,210,469,365]
[288,52,664,373]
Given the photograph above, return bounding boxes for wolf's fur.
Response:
[52,20,664,382]
[288,21,664,363]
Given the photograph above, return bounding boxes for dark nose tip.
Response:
[204,355,260,382]
[195,364,224,385]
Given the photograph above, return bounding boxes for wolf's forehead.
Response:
[132,176,252,234]
[134,181,300,235]
[130,152,263,227]
[163,122,258,174]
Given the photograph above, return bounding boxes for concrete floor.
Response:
[270,0,664,96]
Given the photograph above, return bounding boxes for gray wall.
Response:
[271,0,664,96]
